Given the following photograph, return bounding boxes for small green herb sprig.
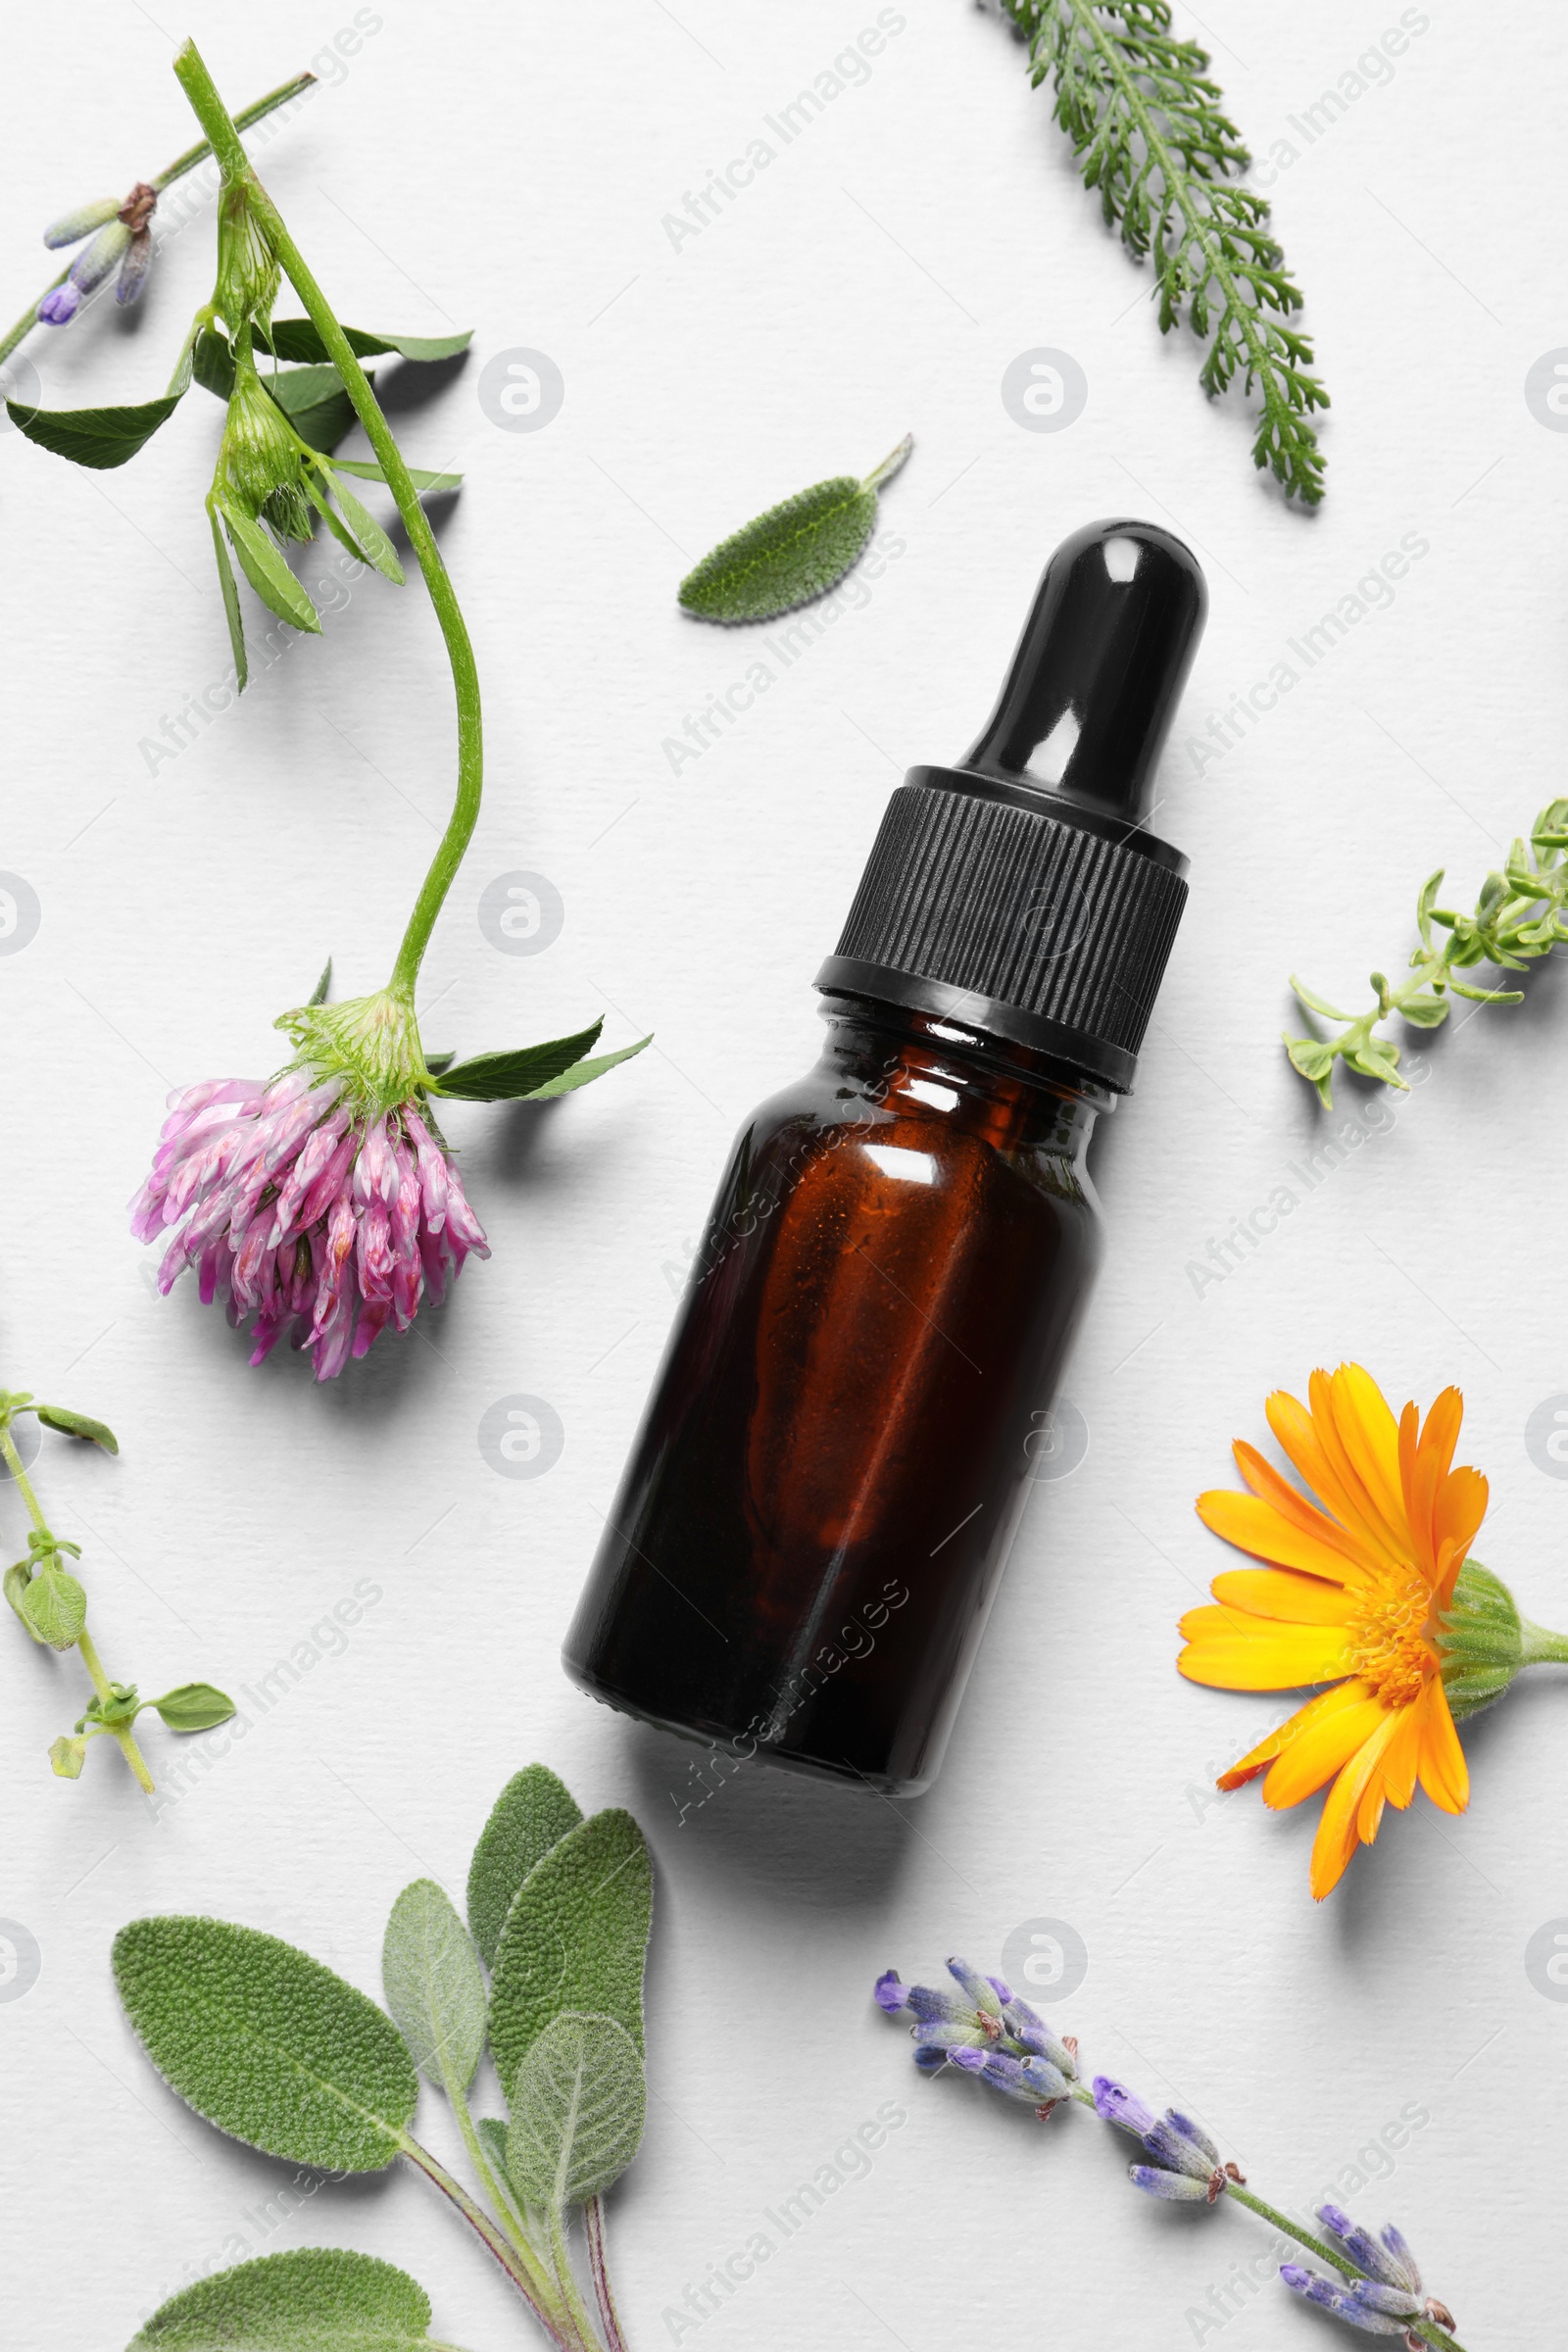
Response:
[1284,799,1568,1107]
[6,69,469,691]
[0,1390,232,1789]
[116,1764,652,2350]
[992,0,1329,504]
[678,434,911,623]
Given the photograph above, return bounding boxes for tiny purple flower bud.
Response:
[1317,2205,1355,2246]
[911,2045,949,2075]
[117,228,153,306]
[37,284,81,325]
[1004,1995,1077,2078]
[1348,2280,1423,2321]
[911,2020,987,2052]
[946,1956,1003,2017]
[986,1974,1013,2005]
[873,1969,907,2015]
[1144,2114,1218,2180]
[42,196,121,249]
[1092,2076,1158,2138]
[69,220,131,298]
[1282,2268,1408,2337]
[1129,2165,1211,2202]
[1017,2054,1069,2102]
[1378,2226,1422,2296]
[1316,2208,1419,2293]
[906,1983,975,2025]
[947,2046,987,2075]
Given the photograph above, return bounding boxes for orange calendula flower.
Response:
[1180,1364,1563,1900]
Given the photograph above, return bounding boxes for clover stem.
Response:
[0,70,316,369]
[399,2132,572,2345]
[172,39,482,1007]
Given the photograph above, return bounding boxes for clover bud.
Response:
[220,366,313,540]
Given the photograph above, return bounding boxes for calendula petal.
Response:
[1335,1363,1408,1526]
[1310,1711,1402,1899]
[1217,1682,1374,1788]
[1196,1491,1365,1585]
[1409,1386,1464,1573]
[1433,1466,1488,1588]
[1371,1687,1426,1812]
[1178,1616,1354,1690]
[1232,1442,1370,1574]
[1211,1568,1355,1624]
[1267,1387,1406,1572]
[1416,1676,1470,1814]
[1317,1366,1408,1561]
[1263,1688,1390,1810]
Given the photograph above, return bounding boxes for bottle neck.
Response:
[816,991,1108,1158]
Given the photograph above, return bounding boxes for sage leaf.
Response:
[505,2011,646,2212]
[526,1036,651,1100]
[319,464,406,585]
[382,1880,486,2097]
[146,1682,237,1733]
[218,496,322,635]
[6,391,183,470]
[113,1917,417,2171]
[678,434,911,624]
[334,458,465,496]
[33,1403,120,1452]
[125,2245,466,2351]
[476,2113,514,2189]
[432,1022,605,1103]
[21,1563,87,1650]
[466,1764,583,1969]
[209,511,250,692]
[489,1810,653,2098]
[263,320,473,366]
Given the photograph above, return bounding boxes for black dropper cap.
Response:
[815,518,1207,1092]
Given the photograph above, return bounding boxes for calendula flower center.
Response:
[1345,1571,1435,1708]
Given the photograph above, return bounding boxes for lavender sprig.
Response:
[875,1960,1469,2352]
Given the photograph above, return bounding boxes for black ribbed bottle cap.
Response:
[815,518,1207,1091]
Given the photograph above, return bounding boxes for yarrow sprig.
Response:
[1285,800,1568,1107]
[0,1391,233,1788]
[992,0,1329,503]
[876,1959,1468,2351]
[114,45,647,1379]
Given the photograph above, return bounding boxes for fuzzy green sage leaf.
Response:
[466,1763,583,1969]
[505,2010,647,2213]
[21,1561,88,1650]
[145,1681,237,1732]
[113,1916,418,2171]
[382,1879,487,2097]
[5,391,184,469]
[125,2245,467,2351]
[678,433,911,624]
[489,1809,653,2098]
[33,1402,119,1451]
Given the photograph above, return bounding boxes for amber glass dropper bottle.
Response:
[564,519,1208,1793]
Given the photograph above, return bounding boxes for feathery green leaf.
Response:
[996,0,1328,503]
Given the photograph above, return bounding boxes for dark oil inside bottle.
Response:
[563,995,1104,1793]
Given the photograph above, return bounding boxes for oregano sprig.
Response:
[115,1763,653,2350]
[993,0,1329,504]
[0,1389,233,1788]
[1284,798,1568,1107]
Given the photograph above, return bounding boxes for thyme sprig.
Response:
[1285,799,1568,1107]
[0,1391,233,1788]
[993,0,1329,504]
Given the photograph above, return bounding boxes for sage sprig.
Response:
[1284,799,1568,1107]
[678,434,911,623]
[992,0,1329,504]
[116,1763,653,2351]
[0,1389,233,1789]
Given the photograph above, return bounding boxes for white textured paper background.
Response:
[2,3,1562,2346]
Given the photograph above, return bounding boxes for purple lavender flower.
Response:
[948,2046,1070,2107]
[1092,2076,1159,2138]
[1129,2165,1213,2203]
[873,1956,1076,2109]
[1281,2265,1411,2337]
[873,1969,906,2015]
[38,181,158,323]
